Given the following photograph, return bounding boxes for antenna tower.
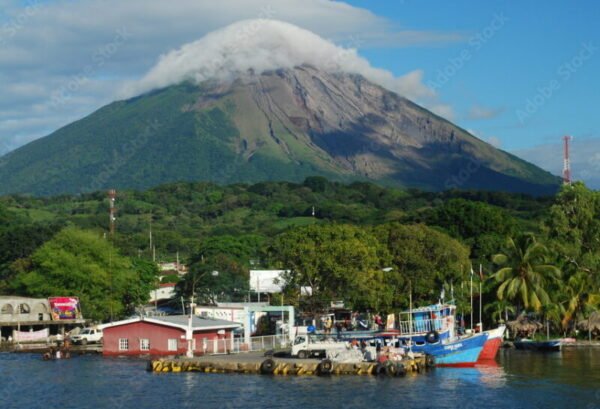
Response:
[563,136,572,185]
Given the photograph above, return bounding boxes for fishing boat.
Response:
[513,338,562,352]
[376,303,488,367]
[478,324,506,361]
[409,332,488,367]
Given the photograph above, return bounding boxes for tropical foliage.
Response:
[0,178,597,334]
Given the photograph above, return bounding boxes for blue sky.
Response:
[0,0,598,187]
[347,0,599,149]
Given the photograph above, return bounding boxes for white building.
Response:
[195,302,270,335]
[249,270,289,293]
[149,283,176,303]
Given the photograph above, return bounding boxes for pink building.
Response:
[102,315,240,356]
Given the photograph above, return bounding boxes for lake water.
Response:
[2,348,599,409]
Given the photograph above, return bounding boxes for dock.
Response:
[148,352,432,376]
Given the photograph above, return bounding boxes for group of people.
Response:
[42,340,71,360]
[322,312,387,334]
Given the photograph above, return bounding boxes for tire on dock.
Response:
[260,358,276,375]
[385,361,398,377]
[374,362,387,376]
[317,359,333,376]
[426,354,436,368]
[395,362,407,377]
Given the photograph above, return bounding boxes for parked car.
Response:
[70,327,103,345]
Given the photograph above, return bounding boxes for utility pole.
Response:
[108,189,117,236]
[107,189,117,322]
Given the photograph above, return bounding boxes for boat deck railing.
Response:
[397,318,449,335]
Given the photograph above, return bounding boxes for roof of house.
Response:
[100,315,241,332]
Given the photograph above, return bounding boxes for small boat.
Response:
[513,338,562,352]
[478,324,506,361]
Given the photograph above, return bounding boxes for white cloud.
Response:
[486,136,502,148]
[430,104,455,121]
[467,104,504,120]
[0,0,464,154]
[124,19,436,101]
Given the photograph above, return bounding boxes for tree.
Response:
[560,270,600,330]
[271,224,389,311]
[178,253,249,304]
[545,182,600,329]
[375,223,471,308]
[11,227,154,321]
[492,234,561,312]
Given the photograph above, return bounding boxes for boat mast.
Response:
[470,266,474,332]
[409,280,413,352]
[479,264,483,332]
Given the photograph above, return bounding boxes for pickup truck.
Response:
[291,334,348,359]
[70,327,103,345]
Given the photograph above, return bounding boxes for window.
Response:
[191,339,197,351]
[18,303,30,314]
[140,339,150,351]
[0,304,13,314]
[168,339,177,351]
[119,338,129,351]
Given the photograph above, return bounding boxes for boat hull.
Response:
[478,325,506,361]
[409,333,488,367]
[514,340,562,352]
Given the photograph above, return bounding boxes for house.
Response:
[102,315,241,356]
[148,282,176,303]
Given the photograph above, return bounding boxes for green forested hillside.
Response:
[0,68,560,196]
[0,178,597,331]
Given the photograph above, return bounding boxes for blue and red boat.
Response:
[376,303,488,367]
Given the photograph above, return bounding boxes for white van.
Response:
[70,327,103,345]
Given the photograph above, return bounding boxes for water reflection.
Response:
[435,361,507,391]
[1,350,599,409]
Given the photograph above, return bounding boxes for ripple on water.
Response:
[1,349,599,409]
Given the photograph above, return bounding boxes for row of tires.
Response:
[260,355,435,376]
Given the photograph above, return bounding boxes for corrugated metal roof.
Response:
[101,315,242,331]
[153,315,240,329]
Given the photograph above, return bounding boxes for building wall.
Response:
[103,321,232,356]
[0,297,51,322]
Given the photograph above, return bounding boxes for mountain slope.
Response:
[0,66,560,196]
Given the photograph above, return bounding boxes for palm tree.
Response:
[492,234,561,313]
[560,269,600,330]
[484,299,516,324]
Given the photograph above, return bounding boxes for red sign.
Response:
[48,297,81,320]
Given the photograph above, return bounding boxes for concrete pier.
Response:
[148,352,431,377]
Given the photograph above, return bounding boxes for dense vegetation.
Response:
[0,177,597,336]
[0,77,560,196]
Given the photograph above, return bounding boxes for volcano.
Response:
[0,22,559,196]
